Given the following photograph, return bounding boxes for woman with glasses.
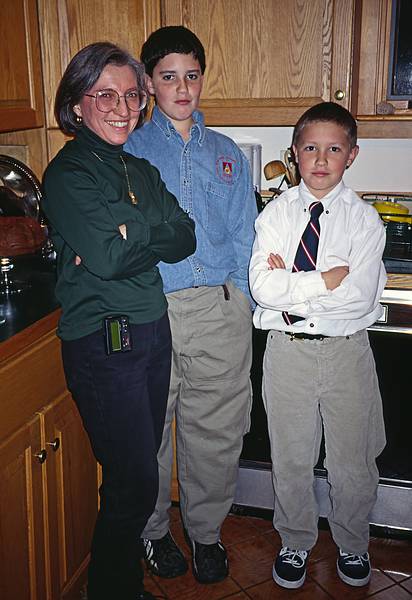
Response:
[42,42,196,600]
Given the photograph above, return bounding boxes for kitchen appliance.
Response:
[236,192,412,532]
[237,143,262,192]
[0,155,47,295]
[364,193,412,272]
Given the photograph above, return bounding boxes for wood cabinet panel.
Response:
[352,0,412,137]
[0,316,99,600]
[0,0,44,132]
[0,128,48,181]
[163,0,355,125]
[38,0,161,129]
[44,393,98,599]
[0,417,46,600]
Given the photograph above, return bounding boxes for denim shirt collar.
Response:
[150,105,205,145]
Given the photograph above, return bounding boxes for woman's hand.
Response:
[119,224,127,239]
[75,224,127,265]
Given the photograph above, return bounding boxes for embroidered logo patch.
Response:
[216,156,236,183]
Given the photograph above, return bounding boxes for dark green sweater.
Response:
[42,126,196,340]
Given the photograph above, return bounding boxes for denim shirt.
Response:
[125,107,257,304]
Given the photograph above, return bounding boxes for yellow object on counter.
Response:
[372,200,412,223]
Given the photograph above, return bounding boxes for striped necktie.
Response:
[282,201,324,325]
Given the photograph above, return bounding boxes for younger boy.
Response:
[125,27,257,584]
[249,102,386,589]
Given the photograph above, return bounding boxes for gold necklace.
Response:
[120,155,138,205]
[90,150,137,205]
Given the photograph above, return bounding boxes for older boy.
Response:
[125,26,257,584]
[249,102,386,589]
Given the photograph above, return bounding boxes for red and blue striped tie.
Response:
[282,201,324,325]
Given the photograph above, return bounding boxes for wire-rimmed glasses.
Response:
[84,89,147,112]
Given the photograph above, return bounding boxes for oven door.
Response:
[236,295,412,531]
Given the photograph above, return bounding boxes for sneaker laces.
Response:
[280,547,308,568]
[340,551,369,565]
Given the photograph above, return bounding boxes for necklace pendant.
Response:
[129,191,138,205]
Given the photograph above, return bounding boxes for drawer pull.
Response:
[35,449,47,463]
[334,89,345,101]
[47,438,60,451]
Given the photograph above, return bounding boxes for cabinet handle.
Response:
[47,437,60,451]
[334,90,345,101]
[34,449,47,463]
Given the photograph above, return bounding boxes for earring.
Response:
[76,115,82,124]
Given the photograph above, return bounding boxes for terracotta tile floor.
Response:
[144,506,412,600]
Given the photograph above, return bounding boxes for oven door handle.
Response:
[368,325,412,334]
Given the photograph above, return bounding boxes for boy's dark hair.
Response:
[141,26,206,77]
[293,102,358,148]
[55,41,147,135]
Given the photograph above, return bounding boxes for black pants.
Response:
[62,313,171,600]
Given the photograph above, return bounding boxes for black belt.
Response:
[192,284,230,300]
[283,331,329,341]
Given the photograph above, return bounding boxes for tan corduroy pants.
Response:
[142,281,253,543]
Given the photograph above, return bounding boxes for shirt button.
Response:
[309,323,314,328]
[196,267,201,272]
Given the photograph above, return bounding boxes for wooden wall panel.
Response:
[38,0,161,130]
[0,128,48,181]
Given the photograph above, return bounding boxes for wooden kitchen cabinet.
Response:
[0,0,44,132]
[43,392,98,600]
[0,416,47,600]
[162,0,356,126]
[0,313,99,600]
[351,0,412,137]
[37,0,162,159]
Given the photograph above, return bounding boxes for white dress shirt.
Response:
[249,180,387,336]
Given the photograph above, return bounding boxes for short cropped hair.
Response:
[141,26,206,77]
[293,102,358,149]
[55,41,148,135]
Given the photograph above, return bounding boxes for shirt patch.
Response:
[216,156,236,183]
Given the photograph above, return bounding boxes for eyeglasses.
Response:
[84,89,147,112]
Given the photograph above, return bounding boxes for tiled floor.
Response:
[144,506,412,599]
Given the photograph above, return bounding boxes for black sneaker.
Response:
[142,531,188,578]
[191,540,229,584]
[337,549,371,586]
[272,546,309,589]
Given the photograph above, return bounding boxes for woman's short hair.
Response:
[55,42,147,135]
[293,102,358,149]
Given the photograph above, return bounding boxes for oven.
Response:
[236,284,412,532]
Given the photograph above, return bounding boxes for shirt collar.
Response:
[299,179,345,210]
[151,105,205,145]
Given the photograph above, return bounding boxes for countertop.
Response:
[0,254,60,347]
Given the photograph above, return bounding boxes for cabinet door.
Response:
[38,0,162,158]
[0,417,46,600]
[352,0,412,138]
[0,0,44,132]
[162,0,355,125]
[43,392,98,600]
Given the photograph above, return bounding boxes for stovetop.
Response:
[384,256,412,273]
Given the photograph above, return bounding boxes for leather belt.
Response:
[192,284,230,300]
[284,331,329,341]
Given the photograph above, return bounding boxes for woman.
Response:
[42,42,196,600]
